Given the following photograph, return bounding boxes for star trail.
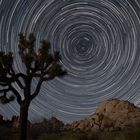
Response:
[1,0,140,123]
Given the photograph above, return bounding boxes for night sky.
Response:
[1,0,140,123]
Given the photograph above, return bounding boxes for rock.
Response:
[95,99,140,130]
[101,115,114,131]
[47,117,64,131]
[96,99,137,114]
[32,117,64,132]
[64,99,140,132]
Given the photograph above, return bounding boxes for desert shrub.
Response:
[38,131,98,140]
[38,127,140,140]
[38,133,61,140]
[0,127,19,140]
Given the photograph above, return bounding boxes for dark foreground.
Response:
[1,124,140,140]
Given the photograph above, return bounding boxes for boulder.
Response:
[64,99,140,132]
[95,99,140,130]
[96,99,138,114]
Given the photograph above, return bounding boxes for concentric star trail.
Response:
[1,0,140,123]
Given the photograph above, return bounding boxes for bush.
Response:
[38,125,140,140]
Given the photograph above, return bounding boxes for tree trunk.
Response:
[19,104,29,140]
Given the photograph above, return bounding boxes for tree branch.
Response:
[30,78,43,100]
[7,66,16,76]
[0,77,13,86]
[0,82,10,86]
[0,88,10,93]
[16,73,26,79]
[0,86,15,104]
[14,73,26,89]
[29,73,42,77]
[0,73,26,89]
[10,85,22,105]
[15,79,25,89]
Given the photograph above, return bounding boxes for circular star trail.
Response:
[1,0,140,122]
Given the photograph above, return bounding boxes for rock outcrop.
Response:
[64,99,140,132]
[32,117,64,132]
[0,115,13,128]
[1,99,140,132]
[0,115,63,133]
[0,115,31,128]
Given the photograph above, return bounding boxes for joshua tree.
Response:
[0,33,66,140]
